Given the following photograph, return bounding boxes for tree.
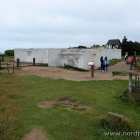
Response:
[5,50,14,56]
[0,53,4,61]
[122,36,127,43]
[121,36,140,55]
[77,45,87,49]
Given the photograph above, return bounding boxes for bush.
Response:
[77,45,87,49]
[120,89,140,105]
[64,64,88,71]
[100,118,132,131]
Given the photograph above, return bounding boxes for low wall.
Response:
[14,48,121,70]
[14,48,48,63]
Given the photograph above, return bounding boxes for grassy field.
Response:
[112,71,139,76]
[0,72,140,140]
[0,56,14,62]
[109,58,124,66]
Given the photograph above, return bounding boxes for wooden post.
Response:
[91,65,94,77]
[1,55,4,62]
[0,59,1,68]
[138,77,139,91]
[13,63,14,74]
[33,58,35,66]
[135,76,137,91]
[129,73,132,92]
[7,63,9,74]
[17,58,20,67]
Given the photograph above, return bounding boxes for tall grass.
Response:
[0,73,140,140]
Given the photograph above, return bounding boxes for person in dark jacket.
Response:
[100,56,104,71]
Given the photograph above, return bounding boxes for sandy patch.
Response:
[22,128,47,140]
[39,97,91,111]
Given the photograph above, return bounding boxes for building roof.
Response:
[106,39,121,45]
[90,46,106,49]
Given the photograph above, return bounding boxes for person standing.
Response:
[100,56,104,71]
[104,57,109,71]
[124,52,128,65]
[130,55,135,70]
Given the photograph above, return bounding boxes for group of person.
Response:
[124,52,138,70]
[100,53,138,72]
[100,56,109,72]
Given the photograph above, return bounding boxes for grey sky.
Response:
[0,0,140,53]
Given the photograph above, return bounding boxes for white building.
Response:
[14,48,121,70]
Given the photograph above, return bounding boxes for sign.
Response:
[88,61,94,66]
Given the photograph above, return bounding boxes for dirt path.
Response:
[15,61,139,81]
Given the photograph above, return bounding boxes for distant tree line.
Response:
[69,45,87,49]
[0,50,14,62]
[93,44,105,47]
[0,50,14,56]
[121,36,140,56]
[5,50,14,56]
[69,45,105,49]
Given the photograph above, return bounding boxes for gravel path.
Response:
[15,61,139,81]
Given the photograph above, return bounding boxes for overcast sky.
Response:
[0,0,140,53]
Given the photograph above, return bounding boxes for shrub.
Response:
[64,64,88,71]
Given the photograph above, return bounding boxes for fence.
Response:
[128,73,140,92]
[0,58,48,74]
[135,76,140,92]
[0,61,15,74]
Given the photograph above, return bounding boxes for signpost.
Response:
[88,61,94,77]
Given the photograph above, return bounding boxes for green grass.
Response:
[109,58,124,66]
[112,71,139,76]
[136,60,140,70]
[0,73,27,140]
[0,56,14,62]
[0,73,140,140]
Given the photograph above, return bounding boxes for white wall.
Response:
[60,49,85,68]
[14,48,121,70]
[14,48,48,63]
[48,48,63,66]
[93,49,121,69]
[59,49,121,69]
